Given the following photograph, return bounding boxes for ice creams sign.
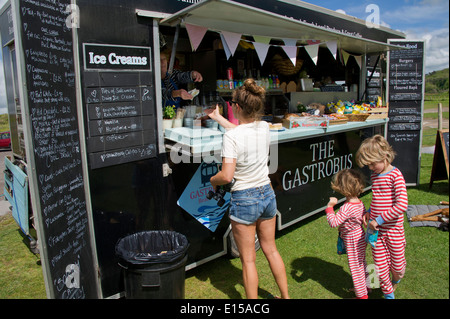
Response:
[83,43,151,71]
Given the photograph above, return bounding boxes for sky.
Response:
[0,0,448,115]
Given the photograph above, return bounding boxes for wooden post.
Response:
[438,103,443,130]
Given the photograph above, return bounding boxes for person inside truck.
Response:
[160,50,203,109]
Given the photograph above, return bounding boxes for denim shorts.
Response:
[229,183,277,225]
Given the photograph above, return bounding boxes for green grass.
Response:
[0,96,448,299]
[0,215,46,298]
[0,155,448,299]
[186,154,449,299]
[0,114,9,132]
[185,155,449,299]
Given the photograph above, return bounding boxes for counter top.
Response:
[164,118,388,156]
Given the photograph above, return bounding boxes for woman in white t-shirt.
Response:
[206,79,289,299]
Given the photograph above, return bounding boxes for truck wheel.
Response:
[227,229,260,258]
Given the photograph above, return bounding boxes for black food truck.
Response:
[0,0,424,298]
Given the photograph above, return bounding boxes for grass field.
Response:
[0,153,448,299]
[0,95,448,299]
[184,153,448,299]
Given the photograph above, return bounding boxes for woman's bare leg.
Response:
[231,220,259,299]
[256,217,289,299]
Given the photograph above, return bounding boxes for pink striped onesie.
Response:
[369,167,408,296]
[326,201,368,298]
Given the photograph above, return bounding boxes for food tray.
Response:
[367,107,388,120]
[323,114,348,125]
[329,119,348,125]
[282,117,328,129]
[343,114,370,122]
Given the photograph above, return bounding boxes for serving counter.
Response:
[165,118,388,156]
[165,118,387,232]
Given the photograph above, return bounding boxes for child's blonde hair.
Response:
[355,134,396,167]
[331,169,366,198]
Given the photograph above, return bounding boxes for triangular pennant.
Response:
[282,38,297,47]
[326,40,337,60]
[341,49,350,65]
[220,33,232,60]
[185,23,208,51]
[253,42,270,66]
[253,35,271,44]
[305,44,319,65]
[221,31,242,57]
[282,45,298,66]
[338,49,344,65]
[354,55,362,69]
[307,40,321,45]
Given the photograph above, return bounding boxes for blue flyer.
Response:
[177,162,230,232]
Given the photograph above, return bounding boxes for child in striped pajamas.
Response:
[356,135,408,299]
[326,169,369,299]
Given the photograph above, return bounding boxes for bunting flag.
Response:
[340,49,362,68]
[220,31,242,57]
[305,44,319,65]
[341,49,350,65]
[220,33,232,60]
[185,24,208,51]
[354,55,362,69]
[282,38,298,47]
[282,45,298,66]
[307,39,321,45]
[326,40,337,60]
[253,42,270,65]
[185,26,358,69]
[253,35,271,44]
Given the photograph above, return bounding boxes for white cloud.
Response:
[405,27,449,73]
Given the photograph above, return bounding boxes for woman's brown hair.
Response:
[232,78,265,120]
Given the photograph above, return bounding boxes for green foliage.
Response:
[163,105,176,119]
[0,114,10,132]
[0,155,448,299]
[425,68,449,93]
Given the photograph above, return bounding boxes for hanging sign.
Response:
[177,162,230,232]
[83,44,151,71]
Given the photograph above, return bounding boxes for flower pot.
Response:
[173,118,183,128]
[163,119,173,131]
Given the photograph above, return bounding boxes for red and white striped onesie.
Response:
[369,167,408,296]
[326,201,368,298]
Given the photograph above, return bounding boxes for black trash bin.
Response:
[115,230,189,299]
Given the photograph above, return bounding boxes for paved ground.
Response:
[0,108,448,218]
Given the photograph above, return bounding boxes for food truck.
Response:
[1,0,424,298]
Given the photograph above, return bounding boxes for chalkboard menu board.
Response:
[387,40,425,185]
[17,0,98,298]
[430,129,449,187]
[82,44,157,169]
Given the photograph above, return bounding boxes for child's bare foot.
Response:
[392,279,401,291]
[391,273,402,291]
